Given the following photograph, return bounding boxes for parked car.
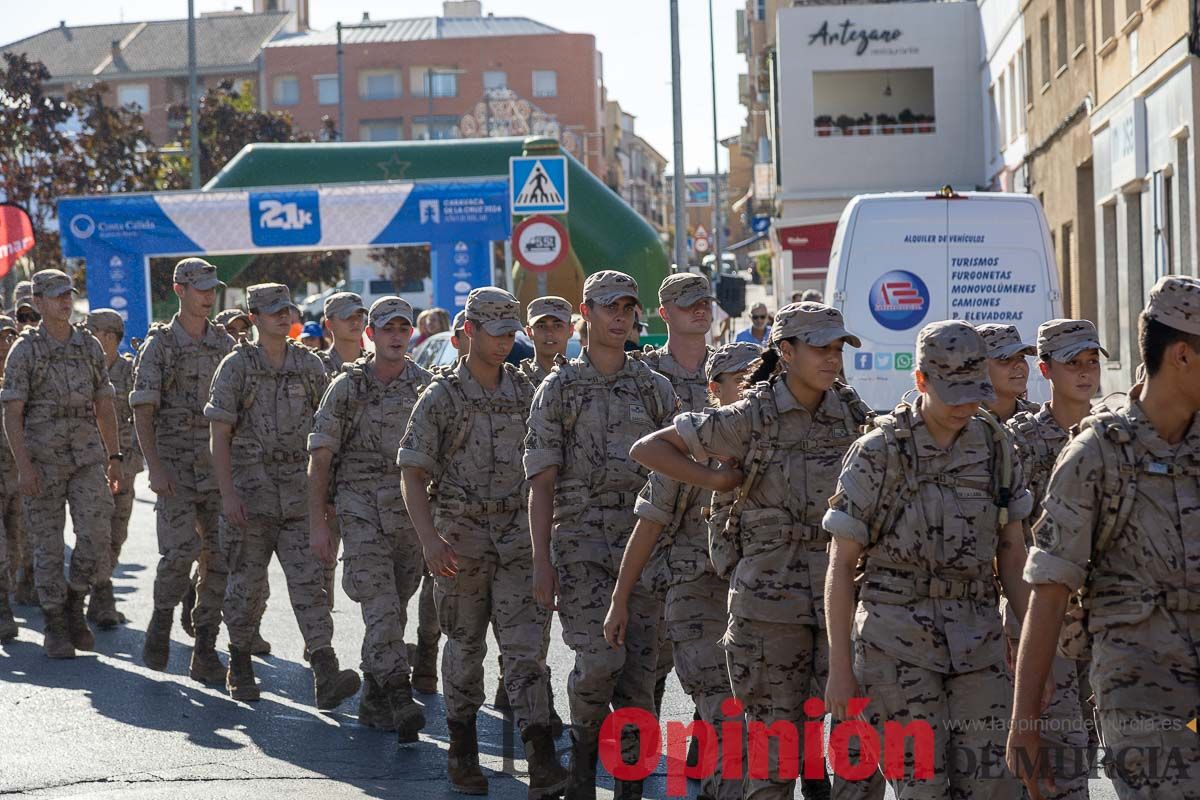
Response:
[299,275,434,321]
[411,330,581,371]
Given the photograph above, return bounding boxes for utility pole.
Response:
[708,0,723,267]
[670,0,687,271]
[187,0,200,189]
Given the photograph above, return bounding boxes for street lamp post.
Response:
[187,0,200,189]
[708,0,723,267]
[669,0,687,271]
[336,18,386,142]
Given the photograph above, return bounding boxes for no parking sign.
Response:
[514,215,569,273]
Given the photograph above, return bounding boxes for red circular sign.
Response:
[513,215,569,273]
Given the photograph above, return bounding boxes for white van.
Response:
[826,190,1063,412]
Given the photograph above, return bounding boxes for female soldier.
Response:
[629,303,872,800]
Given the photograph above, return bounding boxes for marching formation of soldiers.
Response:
[1,256,1198,800]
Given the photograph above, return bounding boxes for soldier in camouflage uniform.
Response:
[214,309,251,342]
[634,302,872,800]
[399,287,569,797]
[133,259,236,681]
[526,270,678,800]
[977,324,1039,422]
[2,269,123,659]
[605,339,762,800]
[207,282,359,708]
[83,309,143,629]
[309,296,430,743]
[824,320,1034,800]
[1009,276,1200,799]
[520,296,574,386]
[410,309,468,695]
[313,291,366,613]
[0,315,21,641]
[1001,319,1106,800]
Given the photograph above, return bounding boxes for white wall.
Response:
[979,0,1028,186]
[776,2,986,200]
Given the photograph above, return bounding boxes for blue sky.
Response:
[6,0,746,174]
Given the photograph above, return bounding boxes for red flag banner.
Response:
[0,204,34,278]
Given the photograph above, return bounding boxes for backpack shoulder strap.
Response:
[833,380,876,432]
[722,381,782,539]
[974,407,1015,525]
[866,403,920,545]
[630,358,669,425]
[1079,410,1139,559]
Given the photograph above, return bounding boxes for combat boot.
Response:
[250,627,271,656]
[0,594,18,641]
[493,652,511,710]
[142,607,173,670]
[686,709,701,768]
[42,607,75,658]
[523,723,569,800]
[411,632,438,694]
[447,717,488,794]
[311,646,361,710]
[14,566,36,606]
[565,725,599,800]
[87,582,126,629]
[226,644,260,701]
[180,578,196,637]
[613,727,644,800]
[358,673,396,730]
[189,625,226,684]
[386,673,426,746]
[64,589,95,651]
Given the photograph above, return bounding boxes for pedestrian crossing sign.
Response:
[510,155,569,215]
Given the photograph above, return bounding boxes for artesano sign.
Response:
[808,19,903,55]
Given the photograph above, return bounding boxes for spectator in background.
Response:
[411,307,451,347]
[214,309,252,343]
[735,302,772,345]
[300,320,325,350]
[288,306,303,340]
[801,289,824,303]
[791,292,803,303]
[574,316,588,349]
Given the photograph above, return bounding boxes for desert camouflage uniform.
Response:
[518,357,550,386]
[315,345,356,606]
[824,395,1031,800]
[524,349,678,735]
[309,353,430,689]
[1,324,115,611]
[1026,394,1200,797]
[398,361,554,730]
[676,376,871,799]
[0,361,24,599]
[131,316,234,628]
[106,353,144,568]
[205,339,331,652]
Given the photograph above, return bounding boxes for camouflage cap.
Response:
[213,308,250,328]
[368,296,414,328]
[32,269,77,298]
[246,283,297,315]
[324,291,366,320]
[976,323,1036,359]
[527,295,573,325]
[658,272,714,307]
[1037,318,1108,361]
[465,287,522,335]
[1144,274,1200,336]
[172,257,225,291]
[916,320,996,405]
[86,308,125,335]
[583,270,639,305]
[705,341,762,382]
[0,315,17,332]
[769,301,861,348]
[13,280,33,310]
[451,310,467,332]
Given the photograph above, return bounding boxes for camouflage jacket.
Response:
[130,315,234,492]
[1025,400,1200,713]
[0,324,113,467]
[205,340,327,518]
[824,397,1033,673]
[399,361,535,562]
[109,353,144,478]
[517,357,550,387]
[524,350,678,567]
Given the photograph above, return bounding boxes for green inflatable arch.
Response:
[201,136,669,330]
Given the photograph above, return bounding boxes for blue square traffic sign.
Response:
[510,156,568,214]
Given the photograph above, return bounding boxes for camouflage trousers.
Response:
[153,487,227,630]
[1098,708,1200,798]
[850,640,1021,800]
[106,485,134,571]
[667,575,742,800]
[557,559,661,730]
[221,512,332,653]
[722,614,817,800]
[25,461,114,610]
[434,549,552,731]
[0,489,22,594]
[338,509,422,687]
